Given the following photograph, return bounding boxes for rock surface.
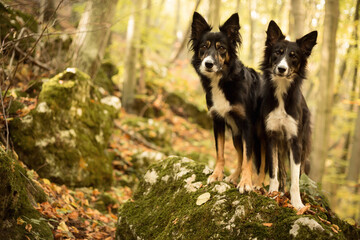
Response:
[116,156,359,240]
[0,150,53,240]
[10,68,117,188]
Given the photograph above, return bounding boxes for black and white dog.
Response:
[189,12,262,192]
[260,21,316,209]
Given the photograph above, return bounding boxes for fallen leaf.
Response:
[318,216,331,225]
[17,217,25,225]
[296,204,311,215]
[332,224,340,232]
[331,226,339,234]
[68,211,79,220]
[196,192,211,206]
[262,223,273,227]
[25,223,32,232]
[57,221,69,232]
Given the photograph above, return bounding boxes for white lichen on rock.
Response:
[144,169,158,185]
[173,163,191,180]
[289,217,324,237]
[101,96,121,110]
[184,174,202,192]
[35,137,56,147]
[180,157,193,163]
[36,102,51,113]
[203,165,213,175]
[161,175,170,182]
[21,115,33,125]
[212,182,230,194]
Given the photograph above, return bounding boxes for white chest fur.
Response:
[209,76,232,118]
[265,75,298,139]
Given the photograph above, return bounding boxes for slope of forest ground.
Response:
[1,1,360,239]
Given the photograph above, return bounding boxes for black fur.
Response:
[259,20,316,190]
[189,12,261,189]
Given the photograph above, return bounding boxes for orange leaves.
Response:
[32,175,125,239]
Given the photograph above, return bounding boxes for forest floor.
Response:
[18,95,238,239]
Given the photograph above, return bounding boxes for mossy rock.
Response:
[93,61,119,95]
[116,156,359,240]
[0,150,53,240]
[122,117,173,150]
[10,68,117,188]
[165,92,211,129]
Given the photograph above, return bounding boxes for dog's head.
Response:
[262,20,317,79]
[189,12,241,78]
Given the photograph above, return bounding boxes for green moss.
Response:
[9,69,116,188]
[0,150,53,240]
[116,156,359,240]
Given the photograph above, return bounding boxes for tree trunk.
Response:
[338,0,360,166]
[310,0,339,183]
[168,0,202,64]
[122,0,143,112]
[138,0,152,94]
[289,0,304,39]
[208,0,221,28]
[68,0,117,78]
[248,0,256,65]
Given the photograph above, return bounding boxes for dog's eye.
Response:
[276,49,284,55]
[200,45,207,49]
[289,52,296,58]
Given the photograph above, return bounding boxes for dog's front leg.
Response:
[225,134,243,185]
[207,117,226,184]
[290,139,305,210]
[238,138,253,193]
[253,138,266,189]
[268,138,279,193]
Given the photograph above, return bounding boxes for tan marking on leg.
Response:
[254,139,266,189]
[208,133,225,184]
[231,104,246,119]
[238,140,253,193]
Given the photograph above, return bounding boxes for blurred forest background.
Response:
[1,0,359,236]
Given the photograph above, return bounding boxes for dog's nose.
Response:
[277,66,287,74]
[205,62,214,69]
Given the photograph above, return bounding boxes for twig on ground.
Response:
[114,121,161,151]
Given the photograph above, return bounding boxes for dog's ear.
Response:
[219,13,241,46]
[296,31,318,56]
[191,12,211,42]
[266,20,285,46]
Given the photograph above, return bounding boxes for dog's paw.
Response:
[237,177,253,194]
[207,172,224,184]
[225,172,239,186]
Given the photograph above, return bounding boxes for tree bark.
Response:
[208,0,221,28]
[248,0,255,65]
[310,0,339,183]
[68,0,117,78]
[289,0,305,39]
[122,0,143,112]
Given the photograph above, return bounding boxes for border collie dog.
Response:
[189,12,261,193]
[260,21,317,209]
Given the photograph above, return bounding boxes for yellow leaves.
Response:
[17,217,25,225]
[57,221,69,232]
[262,223,273,227]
